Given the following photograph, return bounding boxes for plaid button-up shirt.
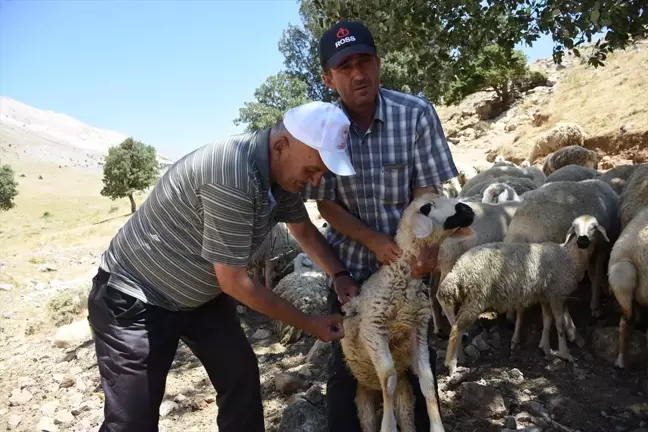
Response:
[302,88,458,283]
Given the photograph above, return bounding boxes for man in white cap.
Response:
[87,101,360,432]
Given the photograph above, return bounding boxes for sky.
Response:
[1,0,557,160]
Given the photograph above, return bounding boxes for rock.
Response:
[191,396,209,411]
[54,318,93,348]
[275,372,305,395]
[8,414,22,429]
[174,393,188,404]
[488,332,502,349]
[38,264,57,272]
[54,411,74,425]
[59,375,75,388]
[592,327,648,364]
[0,283,13,291]
[305,385,323,405]
[9,388,33,406]
[509,368,524,384]
[252,329,271,340]
[277,398,326,432]
[464,344,480,360]
[458,382,507,419]
[159,400,178,417]
[17,376,36,389]
[305,340,331,364]
[71,401,92,416]
[178,385,196,396]
[504,415,517,429]
[472,334,490,351]
[42,400,59,417]
[38,417,58,431]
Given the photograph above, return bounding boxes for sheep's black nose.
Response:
[577,235,590,249]
[444,202,475,229]
[455,202,473,214]
[419,203,432,216]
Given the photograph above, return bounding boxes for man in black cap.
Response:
[302,20,459,431]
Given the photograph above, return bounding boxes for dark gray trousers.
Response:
[325,288,442,432]
[87,268,264,432]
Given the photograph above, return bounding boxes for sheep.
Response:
[597,163,645,195]
[504,179,620,317]
[528,122,587,164]
[619,164,648,230]
[481,183,522,204]
[608,206,648,368]
[340,193,475,432]
[437,215,610,375]
[428,200,521,335]
[459,164,537,198]
[542,145,599,175]
[544,164,599,184]
[272,253,328,345]
[249,223,302,289]
[460,175,538,199]
[520,162,547,186]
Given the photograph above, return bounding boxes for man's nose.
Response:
[311,172,325,187]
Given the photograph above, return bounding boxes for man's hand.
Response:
[305,314,345,342]
[334,275,360,305]
[367,232,402,265]
[411,243,440,279]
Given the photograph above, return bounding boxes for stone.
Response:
[504,415,517,429]
[159,400,178,417]
[458,382,507,419]
[275,372,305,395]
[509,368,524,383]
[59,375,75,388]
[472,334,490,351]
[174,393,188,404]
[9,388,33,406]
[8,414,22,429]
[464,344,480,360]
[54,411,75,425]
[178,385,196,396]
[0,283,13,291]
[42,400,59,417]
[305,385,323,405]
[252,329,271,340]
[38,416,58,431]
[277,398,326,432]
[592,327,648,364]
[53,319,93,348]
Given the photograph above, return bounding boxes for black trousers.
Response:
[326,289,442,431]
[87,268,264,432]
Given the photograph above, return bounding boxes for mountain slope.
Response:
[0,97,174,170]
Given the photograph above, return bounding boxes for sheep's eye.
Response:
[419,203,432,216]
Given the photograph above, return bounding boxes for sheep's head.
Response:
[561,215,610,250]
[481,183,521,204]
[396,193,475,251]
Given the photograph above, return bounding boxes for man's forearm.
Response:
[316,200,377,250]
[287,220,348,277]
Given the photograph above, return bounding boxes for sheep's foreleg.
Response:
[356,386,379,432]
[563,306,585,348]
[429,273,444,335]
[363,332,397,432]
[394,375,415,432]
[615,315,630,369]
[549,299,574,362]
[438,300,464,367]
[510,307,524,350]
[538,302,553,357]
[413,323,445,432]
[588,249,608,317]
[444,308,477,377]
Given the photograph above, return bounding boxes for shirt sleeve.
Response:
[301,171,337,200]
[276,192,310,223]
[412,102,459,189]
[197,183,254,267]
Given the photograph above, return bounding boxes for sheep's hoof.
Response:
[614,356,625,369]
[446,361,457,377]
[557,350,575,363]
[510,341,520,352]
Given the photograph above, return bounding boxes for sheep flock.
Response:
[249,143,647,432]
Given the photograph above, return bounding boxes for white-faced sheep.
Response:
[504,179,620,317]
[527,122,587,164]
[272,253,328,345]
[481,183,523,204]
[340,194,475,432]
[619,164,648,230]
[429,200,521,335]
[597,163,646,195]
[459,164,539,198]
[437,215,609,375]
[542,145,599,175]
[544,164,599,184]
[608,206,648,368]
[460,175,537,200]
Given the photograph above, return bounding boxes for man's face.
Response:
[273,136,328,193]
[323,54,380,110]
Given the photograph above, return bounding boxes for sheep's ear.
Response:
[449,226,474,239]
[561,226,575,247]
[596,224,610,242]
[412,214,434,238]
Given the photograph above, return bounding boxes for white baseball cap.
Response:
[283,101,355,176]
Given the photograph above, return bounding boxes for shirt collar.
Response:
[254,127,272,190]
[335,88,386,125]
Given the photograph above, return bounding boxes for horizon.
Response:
[1,0,559,161]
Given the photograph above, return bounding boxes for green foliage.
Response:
[233,72,312,132]
[100,137,159,213]
[0,164,19,211]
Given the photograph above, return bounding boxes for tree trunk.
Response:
[128,193,136,214]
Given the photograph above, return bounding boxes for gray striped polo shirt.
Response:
[99,128,309,310]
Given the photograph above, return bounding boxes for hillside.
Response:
[0,97,174,171]
[1,45,648,432]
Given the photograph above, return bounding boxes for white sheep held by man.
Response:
[437,215,609,375]
[341,194,475,432]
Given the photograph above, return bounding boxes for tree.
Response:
[0,164,19,211]
[100,138,159,214]
[233,72,312,132]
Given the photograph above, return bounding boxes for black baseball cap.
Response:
[319,21,377,70]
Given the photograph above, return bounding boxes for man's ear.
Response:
[449,226,474,239]
[321,71,335,90]
[412,214,434,238]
